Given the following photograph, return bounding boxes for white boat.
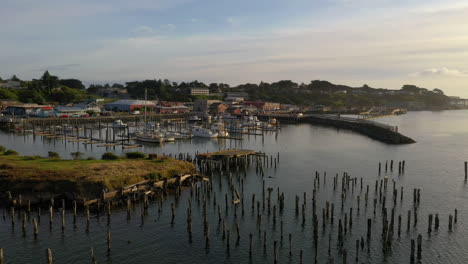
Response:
[112,120,127,129]
[188,115,202,122]
[135,131,163,143]
[242,115,262,128]
[192,126,218,138]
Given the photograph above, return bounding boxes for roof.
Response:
[55,106,87,112]
[105,100,155,106]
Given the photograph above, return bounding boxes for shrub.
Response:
[0,145,5,154]
[145,172,161,181]
[86,156,96,160]
[148,153,158,160]
[70,151,84,160]
[48,151,60,159]
[125,152,146,159]
[4,149,18,155]
[102,152,119,160]
[23,155,41,160]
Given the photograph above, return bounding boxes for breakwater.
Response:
[303,115,416,144]
[260,114,416,144]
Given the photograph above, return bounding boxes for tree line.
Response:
[0,73,451,109]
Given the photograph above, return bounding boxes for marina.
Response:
[0,110,466,263]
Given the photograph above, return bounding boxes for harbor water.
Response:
[0,110,468,263]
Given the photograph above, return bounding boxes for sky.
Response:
[1,0,468,96]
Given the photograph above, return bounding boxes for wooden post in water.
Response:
[449,215,453,232]
[417,234,422,261]
[33,218,38,238]
[47,248,53,264]
[107,231,112,255]
[249,233,253,257]
[465,161,467,181]
[0,248,3,264]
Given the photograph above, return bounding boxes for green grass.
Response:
[0,154,196,192]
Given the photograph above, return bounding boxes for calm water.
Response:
[1,110,468,263]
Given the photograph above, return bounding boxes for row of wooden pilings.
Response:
[0,153,463,263]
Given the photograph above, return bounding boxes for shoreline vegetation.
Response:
[1,71,463,111]
[0,148,196,203]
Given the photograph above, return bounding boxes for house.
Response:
[208,102,229,114]
[225,106,242,115]
[74,102,102,113]
[104,100,155,112]
[242,101,281,111]
[190,87,210,96]
[224,92,249,102]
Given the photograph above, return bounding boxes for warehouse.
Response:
[104,100,155,112]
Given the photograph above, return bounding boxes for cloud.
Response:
[410,67,468,77]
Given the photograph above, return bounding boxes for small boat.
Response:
[192,126,218,138]
[188,115,202,122]
[268,118,279,126]
[112,120,127,129]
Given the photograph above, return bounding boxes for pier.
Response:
[258,113,416,144]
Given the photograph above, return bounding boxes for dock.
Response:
[196,149,258,160]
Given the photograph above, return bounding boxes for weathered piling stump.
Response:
[46,248,53,264]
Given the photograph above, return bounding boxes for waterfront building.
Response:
[104,100,155,112]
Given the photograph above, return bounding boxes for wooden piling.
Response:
[47,248,53,264]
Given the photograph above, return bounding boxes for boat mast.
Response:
[144,87,147,125]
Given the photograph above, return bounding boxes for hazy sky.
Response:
[1,0,468,96]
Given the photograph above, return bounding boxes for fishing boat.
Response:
[112,120,127,129]
[192,126,218,138]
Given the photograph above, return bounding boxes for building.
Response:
[224,92,248,102]
[154,105,190,114]
[242,101,281,111]
[208,102,229,114]
[193,99,221,113]
[0,100,21,110]
[54,106,88,117]
[190,87,210,96]
[74,102,102,113]
[104,100,155,112]
[449,96,468,107]
[5,104,53,116]
[0,80,22,89]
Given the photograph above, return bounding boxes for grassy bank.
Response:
[0,152,196,199]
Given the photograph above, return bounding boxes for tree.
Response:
[41,71,59,93]
[0,88,19,100]
[10,75,20,81]
[433,88,444,95]
[60,79,85,89]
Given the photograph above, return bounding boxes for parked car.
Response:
[132,110,141,115]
